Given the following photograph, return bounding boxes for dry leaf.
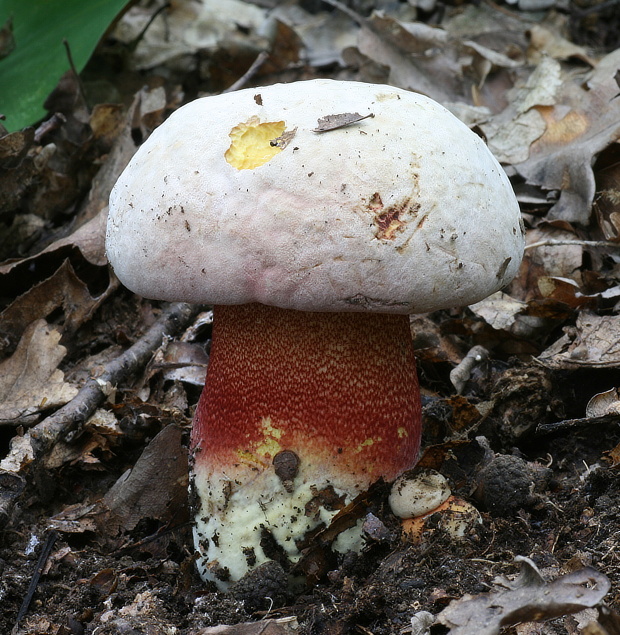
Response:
[48,502,99,534]
[0,257,113,349]
[593,146,620,241]
[101,424,189,534]
[115,0,267,71]
[312,112,373,132]
[538,312,620,369]
[510,226,584,302]
[437,557,610,635]
[586,388,620,418]
[514,49,620,224]
[0,319,78,426]
[357,14,464,104]
[273,5,358,67]
[160,341,209,386]
[196,616,299,635]
[527,24,596,66]
[482,56,561,165]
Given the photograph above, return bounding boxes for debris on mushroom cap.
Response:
[106,79,524,315]
[389,470,452,519]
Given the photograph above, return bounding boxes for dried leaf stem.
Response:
[223,51,270,94]
[12,530,58,635]
[28,302,201,459]
[525,239,620,250]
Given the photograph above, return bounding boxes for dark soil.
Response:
[2,1,620,634]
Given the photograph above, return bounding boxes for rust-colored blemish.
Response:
[366,192,419,240]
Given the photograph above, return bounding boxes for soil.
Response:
[2,321,620,634]
[2,1,620,634]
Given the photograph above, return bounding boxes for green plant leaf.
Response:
[0,0,130,132]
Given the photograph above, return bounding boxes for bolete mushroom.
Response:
[106,79,524,589]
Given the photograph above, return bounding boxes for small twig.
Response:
[12,530,58,634]
[571,0,620,16]
[536,413,620,436]
[28,302,201,459]
[525,239,620,250]
[129,2,171,52]
[62,38,90,111]
[111,520,192,556]
[321,0,366,26]
[223,51,270,94]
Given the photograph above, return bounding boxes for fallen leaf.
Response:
[195,616,299,635]
[48,503,99,534]
[313,112,373,132]
[115,0,267,72]
[0,257,115,350]
[437,557,610,635]
[356,13,464,104]
[0,319,78,426]
[510,225,584,302]
[586,388,620,418]
[482,56,561,165]
[593,145,620,241]
[101,424,189,534]
[527,24,596,66]
[159,341,209,386]
[513,49,620,224]
[538,312,620,369]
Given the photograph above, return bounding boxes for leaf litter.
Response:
[2,1,620,634]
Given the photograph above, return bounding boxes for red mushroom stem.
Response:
[191,303,422,495]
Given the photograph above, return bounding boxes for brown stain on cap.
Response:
[366,192,420,240]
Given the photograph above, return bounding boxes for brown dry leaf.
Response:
[538,312,620,369]
[100,424,189,535]
[45,408,122,470]
[536,277,598,309]
[410,315,463,365]
[604,442,620,468]
[510,225,584,302]
[313,111,374,132]
[0,256,114,350]
[527,24,596,66]
[437,557,610,635]
[48,502,99,534]
[0,128,36,219]
[160,341,209,386]
[356,14,466,104]
[114,0,267,72]
[482,55,562,166]
[469,293,527,333]
[0,319,78,426]
[512,49,620,224]
[274,5,357,67]
[586,388,620,418]
[194,616,299,635]
[593,145,620,241]
[355,6,527,108]
[0,206,108,276]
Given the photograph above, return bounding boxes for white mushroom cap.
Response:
[106,79,524,313]
[389,470,452,519]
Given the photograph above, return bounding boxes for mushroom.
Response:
[105,79,524,589]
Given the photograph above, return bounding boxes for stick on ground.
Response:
[27,302,202,459]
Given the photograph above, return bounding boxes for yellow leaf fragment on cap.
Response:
[225,116,286,170]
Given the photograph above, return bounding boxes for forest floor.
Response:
[2,0,620,634]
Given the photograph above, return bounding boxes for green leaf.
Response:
[0,0,130,132]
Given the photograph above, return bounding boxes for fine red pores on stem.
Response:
[106,79,524,589]
[193,304,420,481]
